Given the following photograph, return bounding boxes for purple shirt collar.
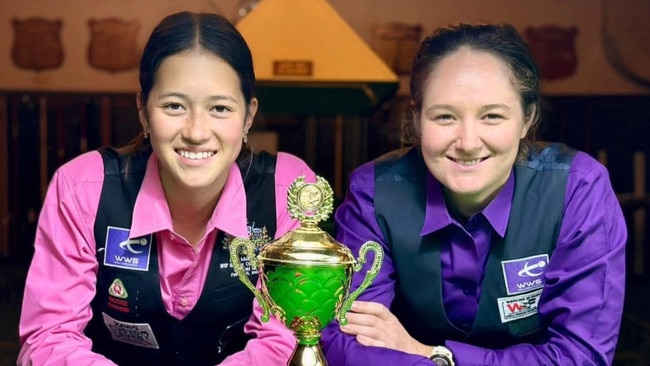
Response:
[422,170,514,237]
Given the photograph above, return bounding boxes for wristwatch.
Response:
[429,345,455,366]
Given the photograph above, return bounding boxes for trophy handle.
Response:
[337,240,384,325]
[229,237,271,322]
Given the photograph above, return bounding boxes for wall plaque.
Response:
[525,25,578,81]
[12,18,64,71]
[88,18,140,73]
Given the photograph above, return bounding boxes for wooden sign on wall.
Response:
[525,25,579,81]
[87,18,140,73]
[11,18,64,71]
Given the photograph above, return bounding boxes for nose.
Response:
[455,121,481,153]
[183,112,211,142]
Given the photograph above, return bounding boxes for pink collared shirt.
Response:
[18,150,316,366]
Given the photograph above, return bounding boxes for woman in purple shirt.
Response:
[321,23,626,365]
[18,12,313,366]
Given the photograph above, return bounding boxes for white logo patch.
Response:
[497,289,542,323]
[102,312,159,349]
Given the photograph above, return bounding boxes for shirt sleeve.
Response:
[321,162,434,366]
[220,152,318,366]
[219,294,297,366]
[18,153,117,366]
[446,152,627,365]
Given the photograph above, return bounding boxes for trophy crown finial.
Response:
[287,176,333,228]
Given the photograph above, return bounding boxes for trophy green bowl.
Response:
[230,176,383,366]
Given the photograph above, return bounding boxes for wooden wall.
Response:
[1,0,650,95]
[1,0,650,260]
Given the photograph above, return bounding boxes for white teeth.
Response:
[455,159,481,166]
[178,150,214,160]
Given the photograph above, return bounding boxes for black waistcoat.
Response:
[374,144,575,348]
[85,147,277,365]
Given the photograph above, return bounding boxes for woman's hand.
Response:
[339,301,433,357]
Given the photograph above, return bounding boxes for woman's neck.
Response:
[443,189,494,224]
[164,183,223,248]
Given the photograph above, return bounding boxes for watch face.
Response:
[431,356,450,366]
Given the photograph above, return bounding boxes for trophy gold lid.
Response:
[258,176,355,266]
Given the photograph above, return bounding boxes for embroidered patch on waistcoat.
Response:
[497,289,542,323]
[220,220,271,277]
[104,226,152,271]
[109,278,128,298]
[501,254,549,295]
[107,278,130,313]
[102,312,159,349]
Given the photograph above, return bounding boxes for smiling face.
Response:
[139,50,257,197]
[418,47,530,216]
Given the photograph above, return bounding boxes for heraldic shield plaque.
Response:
[230,176,383,366]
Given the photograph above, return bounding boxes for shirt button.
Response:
[463,287,472,295]
[180,297,190,306]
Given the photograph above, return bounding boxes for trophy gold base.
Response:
[289,343,327,366]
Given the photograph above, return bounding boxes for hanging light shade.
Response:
[236,0,399,116]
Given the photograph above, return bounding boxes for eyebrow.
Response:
[425,103,513,113]
[478,104,513,113]
[157,92,238,103]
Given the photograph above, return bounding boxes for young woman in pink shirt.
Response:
[18,11,315,366]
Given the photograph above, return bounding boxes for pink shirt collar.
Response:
[130,154,249,239]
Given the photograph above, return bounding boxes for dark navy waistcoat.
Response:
[85,147,277,365]
[374,144,575,348]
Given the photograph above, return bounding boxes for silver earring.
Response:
[143,131,149,139]
[243,131,248,144]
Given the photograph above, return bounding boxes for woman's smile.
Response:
[177,149,216,160]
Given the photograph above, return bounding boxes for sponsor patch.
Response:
[109,278,128,299]
[104,226,152,271]
[107,278,130,313]
[102,312,159,349]
[497,289,542,323]
[220,220,270,278]
[501,254,549,295]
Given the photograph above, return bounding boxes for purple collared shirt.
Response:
[322,150,626,365]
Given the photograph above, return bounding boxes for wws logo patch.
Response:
[104,226,152,271]
[501,254,549,295]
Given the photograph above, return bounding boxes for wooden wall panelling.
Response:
[0,95,8,258]
[19,95,41,259]
[38,96,48,202]
[100,96,112,148]
[108,94,140,147]
[631,152,646,276]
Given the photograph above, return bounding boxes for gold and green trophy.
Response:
[229,176,383,366]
